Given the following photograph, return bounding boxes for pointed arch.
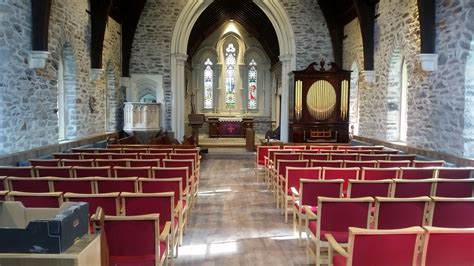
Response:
[170,0,296,141]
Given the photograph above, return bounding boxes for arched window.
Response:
[248,59,258,110]
[203,58,213,109]
[225,43,237,109]
[399,58,408,142]
[57,59,66,140]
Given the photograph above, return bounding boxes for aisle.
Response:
[175,154,307,265]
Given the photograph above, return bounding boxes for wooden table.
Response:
[0,234,101,266]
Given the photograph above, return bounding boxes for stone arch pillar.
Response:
[170,0,296,141]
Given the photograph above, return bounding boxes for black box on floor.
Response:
[0,202,89,254]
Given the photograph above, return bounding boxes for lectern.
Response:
[288,61,351,143]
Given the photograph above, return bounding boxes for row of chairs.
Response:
[0,160,197,178]
[52,151,198,161]
[258,145,388,151]
[327,226,474,266]
[32,156,196,167]
[287,177,474,225]
[106,144,196,149]
[71,146,197,154]
[303,196,474,265]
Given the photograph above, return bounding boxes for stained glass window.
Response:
[225,44,236,108]
[203,58,213,109]
[248,59,257,110]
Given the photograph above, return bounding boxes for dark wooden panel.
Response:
[31,0,52,51]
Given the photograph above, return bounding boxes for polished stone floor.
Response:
[174,153,308,265]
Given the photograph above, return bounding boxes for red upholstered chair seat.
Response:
[332,255,346,266]
[307,220,349,242]
[109,242,167,266]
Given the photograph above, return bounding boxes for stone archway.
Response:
[170,0,296,141]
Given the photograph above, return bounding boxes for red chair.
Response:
[343,160,377,169]
[388,154,416,161]
[7,177,51,192]
[327,227,424,266]
[30,159,61,167]
[35,166,72,178]
[293,179,343,245]
[280,167,321,223]
[123,148,148,154]
[82,153,112,160]
[305,197,374,265]
[429,197,474,228]
[331,154,358,161]
[377,160,411,168]
[128,159,161,168]
[121,192,177,259]
[309,145,333,151]
[399,167,437,180]
[61,159,95,167]
[436,167,474,179]
[111,153,138,160]
[53,153,81,160]
[0,166,34,177]
[91,213,169,266]
[322,167,360,196]
[97,148,122,153]
[96,177,138,193]
[0,176,6,191]
[152,167,192,207]
[163,159,197,191]
[139,177,186,245]
[95,159,128,168]
[71,148,97,153]
[140,153,168,161]
[434,178,474,197]
[373,196,430,229]
[283,145,306,150]
[358,154,387,161]
[7,191,63,207]
[361,167,399,180]
[347,179,393,198]
[391,179,436,198]
[255,146,274,181]
[169,153,199,167]
[114,166,151,178]
[412,160,445,168]
[149,148,173,155]
[64,192,120,216]
[275,160,309,207]
[421,226,474,266]
[301,153,330,161]
[336,146,360,151]
[73,166,111,178]
[50,177,96,194]
[311,160,344,168]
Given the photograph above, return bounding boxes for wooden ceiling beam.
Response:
[90,0,113,69]
[120,0,146,77]
[318,0,344,66]
[31,0,52,51]
[353,0,375,70]
[417,0,436,53]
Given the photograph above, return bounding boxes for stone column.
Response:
[279,54,292,142]
[171,53,188,141]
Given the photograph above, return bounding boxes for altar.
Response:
[208,117,253,138]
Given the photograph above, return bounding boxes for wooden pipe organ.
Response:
[289,61,351,143]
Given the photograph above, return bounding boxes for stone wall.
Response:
[0,0,122,155]
[280,0,333,69]
[130,0,334,132]
[129,0,187,131]
[343,0,474,157]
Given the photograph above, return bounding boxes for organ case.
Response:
[288,61,351,143]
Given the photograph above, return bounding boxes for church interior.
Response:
[0,0,473,265]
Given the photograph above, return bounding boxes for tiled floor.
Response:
[174,154,309,265]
